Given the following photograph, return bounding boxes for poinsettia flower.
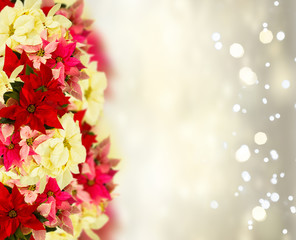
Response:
[0,85,63,133]
[36,177,74,207]
[46,38,83,74]
[64,179,91,205]
[20,37,58,69]
[0,183,44,240]
[19,126,52,163]
[0,130,21,170]
[18,181,40,204]
[77,168,113,203]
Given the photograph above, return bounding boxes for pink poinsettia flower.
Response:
[46,38,83,74]
[65,179,92,205]
[77,168,113,203]
[18,31,58,69]
[19,126,52,161]
[36,177,75,207]
[18,182,40,204]
[0,130,21,170]
[37,196,58,227]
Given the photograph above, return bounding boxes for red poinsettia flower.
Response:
[21,64,70,117]
[0,183,44,240]
[0,86,63,133]
[36,178,75,207]
[0,0,14,12]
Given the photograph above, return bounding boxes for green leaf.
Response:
[34,211,48,223]
[25,64,35,75]
[14,228,25,239]
[0,118,15,124]
[24,233,32,240]
[45,226,57,232]
[11,81,24,93]
[3,91,19,103]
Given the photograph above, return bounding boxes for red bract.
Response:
[0,86,63,133]
[3,46,33,78]
[21,64,70,116]
[0,0,14,12]
[0,183,44,240]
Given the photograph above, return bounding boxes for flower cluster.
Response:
[0,0,118,239]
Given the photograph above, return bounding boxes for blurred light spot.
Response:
[261,199,270,209]
[254,132,267,145]
[288,196,293,201]
[212,32,221,41]
[262,22,268,28]
[290,206,296,213]
[232,131,237,136]
[210,200,219,209]
[236,145,251,162]
[270,150,279,160]
[252,206,267,221]
[239,67,257,85]
[223,142,228,149]
[267,192,271,197]
[282,229,288,235]
[282,80,290,89]
[264,157,269,163]
[273,174,277,178]
[234,192,239,197]
[233,104,241,112]
[215,42,223,50]
[248,225,253,230]
[242,171,251,182]
[238,185,244,192]
[280,172,285,178]
[230,43,244,58]
[275,113,280,119]
[242,108,247,113]
[271,178,277,184]
[270,192,280,202]
[254,149,259,154]
[276,31,285,41]
[265,62,270,67]
[248,220,253,225]
[265,84,270,89]
[269,116,275,121]
[262,98,267,104]
[274,1,279,6]
[259,29,273,44]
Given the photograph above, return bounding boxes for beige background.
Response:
[85,0,296,239]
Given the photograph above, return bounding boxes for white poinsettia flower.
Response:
[24,113,86,191]
[77,61,107,125]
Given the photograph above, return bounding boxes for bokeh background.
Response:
[85,0,296,239]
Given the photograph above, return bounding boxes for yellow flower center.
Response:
[8,143,14,150]
[27,104,35,113]
[72,190,77,196]
[87,179,95,186]
[36,49,45,57]
[8,210,17,218]
[56,56,63,63]
[28,184,36,191]
[63,138,71,150]
[85,87,92,99]
[8,25,15,37]
[47,191,55,197]
[26,138,34,147]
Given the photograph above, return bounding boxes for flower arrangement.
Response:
[0,0,119,239]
